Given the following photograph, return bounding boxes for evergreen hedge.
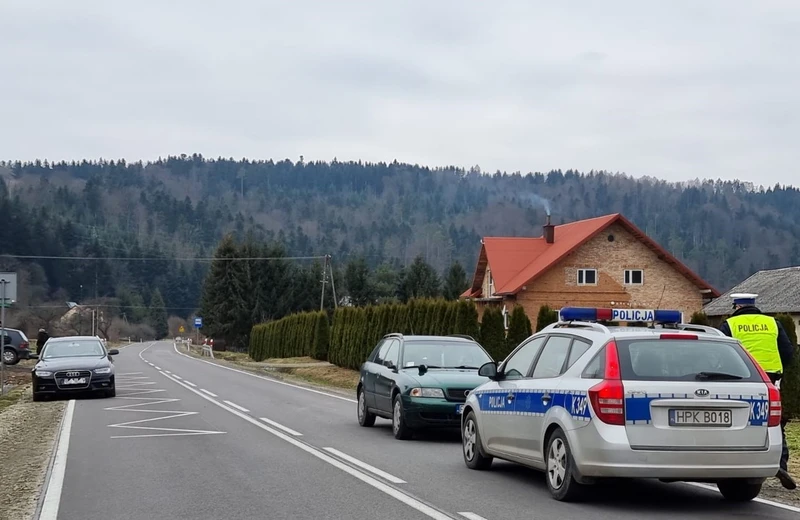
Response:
[327,298,482,370]
[479,307,506,361]
[535,304,559,332]
[249,298,502,371]
[247,310,329,362]
[775,314,799,420]
[506,305,533,356]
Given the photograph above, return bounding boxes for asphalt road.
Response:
[42,341,799,520]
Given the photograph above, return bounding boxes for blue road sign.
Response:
[194,317,203,328]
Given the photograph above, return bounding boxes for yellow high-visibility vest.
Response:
[727,314,783,373]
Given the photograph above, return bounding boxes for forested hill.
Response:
[2,156,800,317]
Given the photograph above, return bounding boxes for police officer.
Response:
[719,293,796,490]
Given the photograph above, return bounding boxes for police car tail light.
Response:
[740,345,783,427]
[767,385,782,427]
[588,340,625,426]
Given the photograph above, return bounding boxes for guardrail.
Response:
[177,337,214,359]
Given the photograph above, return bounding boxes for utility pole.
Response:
[328,255,338,309]
[320,256,328,311]
[319,255,338,311]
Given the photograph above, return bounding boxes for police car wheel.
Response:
[545,429,585,501]
[462,412,492,470]
[392,394,413,440]
[357,388,376,427]
[716,479,762,502]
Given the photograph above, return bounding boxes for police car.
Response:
[460,307,783,502]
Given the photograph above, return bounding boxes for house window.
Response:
[487,270,495,295]
[624,269,644,285]
[577,269,597,286]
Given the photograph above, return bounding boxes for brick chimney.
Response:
[543,214,555,244]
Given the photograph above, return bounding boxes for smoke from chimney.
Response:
[544,214,555,244]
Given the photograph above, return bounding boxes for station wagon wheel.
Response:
[357,387,376,427]
[462,411,492,470]
[545,428,585,501]
[392,394,413,440]
[2,348,18,365]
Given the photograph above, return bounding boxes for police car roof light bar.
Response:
[558,307,683,324]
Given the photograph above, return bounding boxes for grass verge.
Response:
[0,384,29,413]
[180,345,359,392]
[787,420,799,480]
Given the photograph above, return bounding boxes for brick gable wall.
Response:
[508,223,704,330]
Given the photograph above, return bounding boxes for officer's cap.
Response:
[730,293,758,305]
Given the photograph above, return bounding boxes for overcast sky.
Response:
[2,1,798,186]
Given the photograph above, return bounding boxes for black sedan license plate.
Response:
[669,409,732,427]
[61,377,87,385]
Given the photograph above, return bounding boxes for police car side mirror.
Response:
[478,362,499,380]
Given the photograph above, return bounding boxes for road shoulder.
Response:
[0,385,66,520]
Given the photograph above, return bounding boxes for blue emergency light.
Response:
[558,307,683,324]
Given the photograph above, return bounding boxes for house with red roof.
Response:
[461,213,720,330]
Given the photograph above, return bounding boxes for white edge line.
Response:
[154,366,161,370]
[199,389,218,397]
[686,482,800,513]
[223,400,250,413]
[171,342,357,403]
[39,399,75,520]
[143,357,453,520]
[458,514,489,520]
[323,447,406,484]
[259,417,303,436]
[184,381,197,387]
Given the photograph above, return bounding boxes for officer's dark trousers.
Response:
[768,373,790,471]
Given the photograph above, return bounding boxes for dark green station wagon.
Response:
[357,333,493,440]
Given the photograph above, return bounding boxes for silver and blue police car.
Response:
[461,307,783,502]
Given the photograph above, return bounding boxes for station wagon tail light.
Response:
[767,385,782,427]
[20,341,29,350]
[739,344,783,427]
[588,340,625,426]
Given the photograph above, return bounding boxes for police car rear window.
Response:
[614,339,762,382]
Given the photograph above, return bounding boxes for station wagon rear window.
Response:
[614,339,763,382]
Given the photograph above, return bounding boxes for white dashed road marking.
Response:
[184,381,197,387]
[458,514,489,520]
[223,400,250,413]
[200,389,218,397]
[259,417,303,437]
[323,447,406,484]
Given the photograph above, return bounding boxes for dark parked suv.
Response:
[2,328,32,365]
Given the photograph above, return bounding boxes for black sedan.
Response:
[31,336,119,401]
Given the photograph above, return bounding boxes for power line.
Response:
[0,254,327,262]
[21,304,199,311]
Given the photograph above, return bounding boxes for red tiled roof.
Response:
[463,213,720,298]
